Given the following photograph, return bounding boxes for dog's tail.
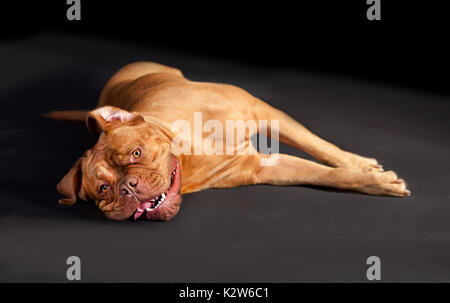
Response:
[44,110,89,121]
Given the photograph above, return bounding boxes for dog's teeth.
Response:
[137,209,144,213]
[162,193,166,198]
[145,208,151,211]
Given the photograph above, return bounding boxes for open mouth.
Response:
[133,157,181,220]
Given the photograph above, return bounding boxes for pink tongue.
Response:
[133,201,153,220]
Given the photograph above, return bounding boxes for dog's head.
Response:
[57,106,182,221]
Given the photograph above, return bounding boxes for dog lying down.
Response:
[48,62,410,221]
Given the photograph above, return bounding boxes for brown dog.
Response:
[48,62,410,221]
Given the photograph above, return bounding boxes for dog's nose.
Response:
[120,177,138,196]
[128,178,138,187]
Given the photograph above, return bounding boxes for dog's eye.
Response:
[99,184,109,193]
[132,148,141,159]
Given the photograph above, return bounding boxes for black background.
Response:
[2,1,449,96]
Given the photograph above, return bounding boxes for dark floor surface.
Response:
[0,34,449,282]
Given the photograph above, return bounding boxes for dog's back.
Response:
[98,61,185,108]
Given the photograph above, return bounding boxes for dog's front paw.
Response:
[340,152,384,171]
[359,170,411,197]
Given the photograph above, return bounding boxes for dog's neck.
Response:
[141,115,176,142]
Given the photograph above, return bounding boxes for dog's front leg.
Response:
[255,104,383,171]
[251,154,410,197]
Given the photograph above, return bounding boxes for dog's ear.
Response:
[56,158,84,205]
[86,106,144,133]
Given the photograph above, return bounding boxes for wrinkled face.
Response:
[57,106,182,221]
